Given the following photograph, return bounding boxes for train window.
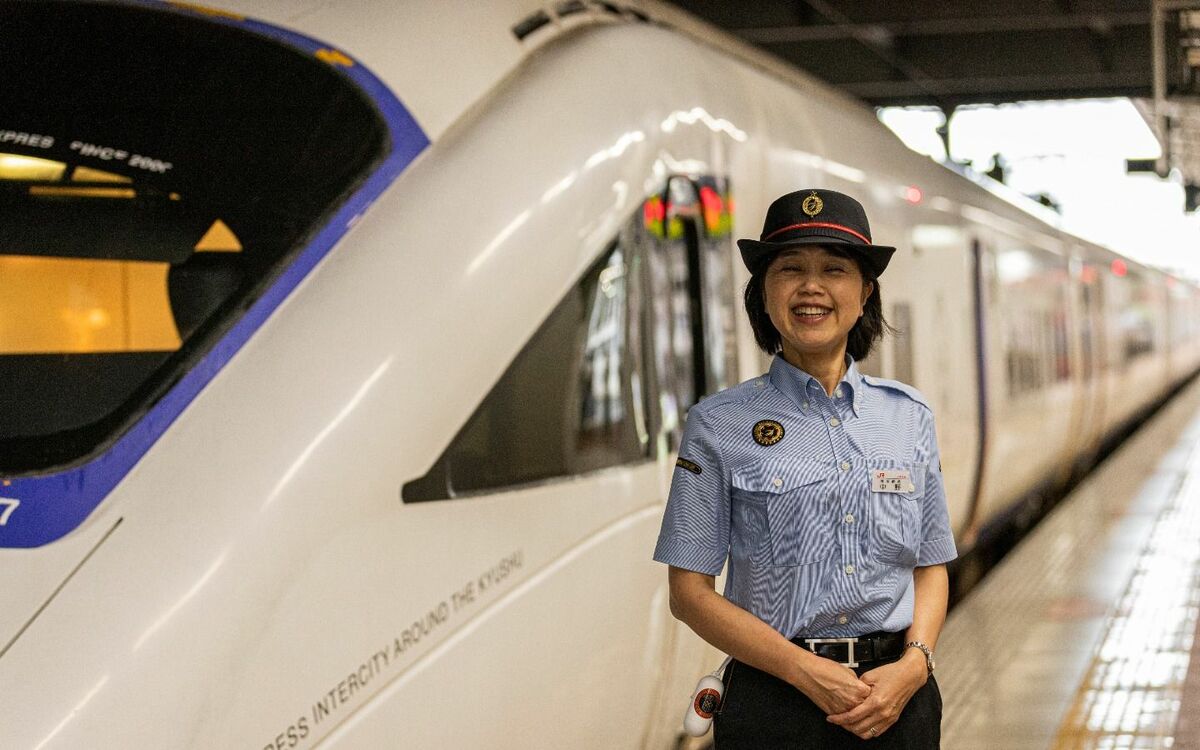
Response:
[1052,302,1071,381]
[1078,276,1098,380]
[0,2,387,473]
[1118,270,1157,363]
[401,177,734,502]
[1168,281,1198,348]
[1005,308,1049,397]
[996,246,1072,397]
[402,238,646,502]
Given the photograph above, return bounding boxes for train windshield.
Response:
[0,2,388,474]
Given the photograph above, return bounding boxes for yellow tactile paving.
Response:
[937,375,1200,750]
[1051,443,1200,749]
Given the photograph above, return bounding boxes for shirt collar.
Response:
[768,354,862,417]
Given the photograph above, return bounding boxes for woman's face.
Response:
[764,245,873,366]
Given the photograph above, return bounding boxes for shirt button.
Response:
[844,564,855,575]
[772,477,782,488]
[829,417,840,427]
[838,615,849,625]
[835,388,844,398]
[839,461,851,471]
[804,400,811,409]
[844,513,855,524]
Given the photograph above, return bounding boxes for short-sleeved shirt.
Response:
[653,355,957,639]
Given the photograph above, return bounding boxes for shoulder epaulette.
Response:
[688,374,771,415]
[861,375,931,410]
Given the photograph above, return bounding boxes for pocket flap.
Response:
[732,461,827,494]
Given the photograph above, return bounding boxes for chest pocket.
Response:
[865,462,926,566]
[732,462,834,567]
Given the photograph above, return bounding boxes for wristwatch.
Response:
[905,641,935,675]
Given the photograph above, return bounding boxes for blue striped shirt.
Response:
[653,355,957,638]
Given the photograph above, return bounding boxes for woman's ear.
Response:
[861,280,874,307]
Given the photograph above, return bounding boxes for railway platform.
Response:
[939,372,1200,749]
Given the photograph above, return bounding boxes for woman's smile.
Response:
[790,303,834,324]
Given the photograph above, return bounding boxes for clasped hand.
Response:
[805,657,926,740]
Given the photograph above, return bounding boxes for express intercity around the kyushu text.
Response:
[261,549,524,750]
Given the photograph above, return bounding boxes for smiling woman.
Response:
[654,189,957,748]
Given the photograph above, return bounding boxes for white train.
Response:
[2,1,1198,748]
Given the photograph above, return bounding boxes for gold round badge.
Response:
[752,420,785,446]
[801,191,823,217]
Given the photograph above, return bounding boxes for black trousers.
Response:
[713,656,942,749]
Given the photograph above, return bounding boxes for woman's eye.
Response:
[826,266,847,274]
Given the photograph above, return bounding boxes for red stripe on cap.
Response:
[763,221,870,245]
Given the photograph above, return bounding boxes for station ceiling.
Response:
[662,0,1158,109]
[662,0,1200,195]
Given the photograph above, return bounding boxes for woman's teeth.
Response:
[794,306,830,318]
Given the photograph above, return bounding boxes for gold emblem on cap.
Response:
[801,191,823,217]
[752,419,785,446]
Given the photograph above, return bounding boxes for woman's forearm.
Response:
[904,564,949,657]
[668,566,827,691]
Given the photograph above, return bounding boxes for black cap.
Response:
[736,189,895,277]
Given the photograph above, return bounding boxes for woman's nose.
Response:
[798,273,823,290]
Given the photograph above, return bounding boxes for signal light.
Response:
[699,185,723,233]
[1111,259,1128,277]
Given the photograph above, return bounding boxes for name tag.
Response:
[872,469,914,493]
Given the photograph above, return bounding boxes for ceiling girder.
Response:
[736,11,1147,44]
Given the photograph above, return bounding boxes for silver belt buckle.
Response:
[804,636,859,668]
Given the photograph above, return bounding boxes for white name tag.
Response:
[872,469,914,493]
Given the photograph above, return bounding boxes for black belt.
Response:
[793,631,906,668]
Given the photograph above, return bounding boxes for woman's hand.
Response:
[824,651,927,739]
[793,654,872,715]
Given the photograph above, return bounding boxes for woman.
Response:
[653,189,956,748]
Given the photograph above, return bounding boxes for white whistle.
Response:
[683,673,725,737]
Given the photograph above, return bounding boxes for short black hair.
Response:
[742,246,891,362]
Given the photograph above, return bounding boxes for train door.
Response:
[1069,251,1107,461]
[900,222,979,542]
[638,175,738,747]
[973,232,1075,531]
[640,176,738,457]
[642,179,700,458]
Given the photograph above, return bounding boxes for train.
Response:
[2,0,1199,748]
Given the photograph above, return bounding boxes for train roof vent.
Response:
[511,1,652,44]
